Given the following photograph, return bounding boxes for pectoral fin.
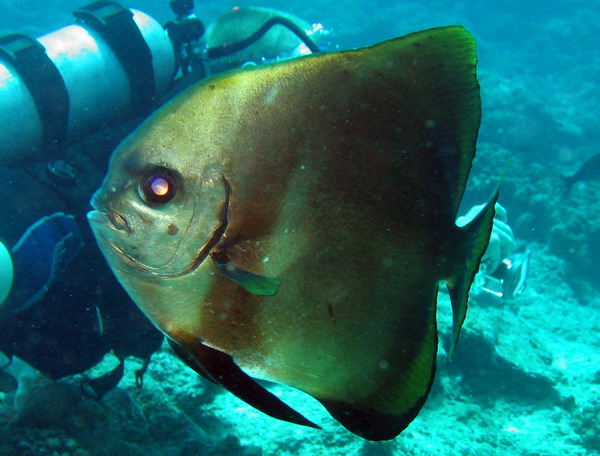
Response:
[211,251,281,296]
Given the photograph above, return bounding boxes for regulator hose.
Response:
[207,16,320,59]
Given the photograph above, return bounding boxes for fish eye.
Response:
[140,168,177,204]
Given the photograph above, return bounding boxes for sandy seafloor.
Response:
[1,0,599,455]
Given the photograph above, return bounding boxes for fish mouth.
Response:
[87,209,131,233]
[89,176,232,279]
[87,210,140,271]
[89,191,131,233]
[87,209,111,226]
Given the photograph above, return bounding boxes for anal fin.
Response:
[318,292,439,441]
[318,398,423,441]
[169,337,320,430]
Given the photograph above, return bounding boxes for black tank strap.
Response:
[0,34,70,153]
[74,1,156,115]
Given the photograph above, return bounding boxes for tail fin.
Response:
[445,190,499,358]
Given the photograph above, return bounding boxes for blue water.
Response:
[0,1,598,455]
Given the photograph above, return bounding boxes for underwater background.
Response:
[0,0,599,455]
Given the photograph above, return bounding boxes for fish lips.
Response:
[87,209,110,229]
[86,207,128,261]
[87,207,156,277]
[88,191,131,233]
[87,192,134,270]
[88,209,131,233]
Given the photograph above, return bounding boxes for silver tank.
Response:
[0,9,175,165]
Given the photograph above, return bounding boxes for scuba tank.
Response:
[0,1,175,166]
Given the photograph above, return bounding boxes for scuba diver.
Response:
[0,190,164,399]
[457,202,531,300]
[0,0,327,401]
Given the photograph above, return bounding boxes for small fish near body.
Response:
[87,26,497,440]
